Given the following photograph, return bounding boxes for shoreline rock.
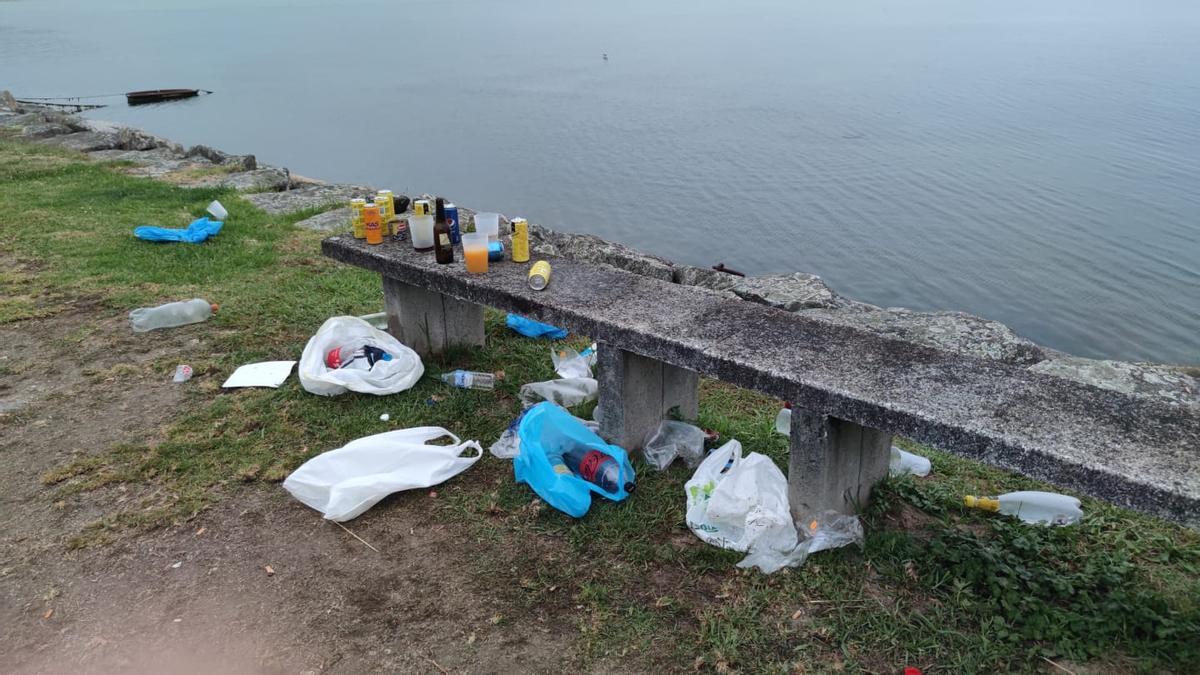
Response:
[2,105,1195,405]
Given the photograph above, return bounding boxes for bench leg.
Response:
[596,346,699,450]
[382,276,485,357]
[787,409,891,521]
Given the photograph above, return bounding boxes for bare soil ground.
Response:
[0,302,575,675]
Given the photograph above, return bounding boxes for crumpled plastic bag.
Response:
[512,402,634,517]
[283,426,482,521]
[551,344,596,379]
[519,377,597,408]
[298,316,424,396]
[685,440,864,573]
[134,216,224,243]
[506,314,568,339]
[643,420,706,470]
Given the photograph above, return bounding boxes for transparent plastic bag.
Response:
[519,377,597,408]
[551,344,596,379]
[643,420,706,470]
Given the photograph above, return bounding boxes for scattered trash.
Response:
[441,369,496,390]
[643,420,706,471]
[506,314,567,339]
[551,344,596,379]
[194,527,206,536]
[206,200,228,221]
[134,216,223,244]
[42,608,53,620]
[528,260,552,290]
[379,413,390,422]
[264,565,275,576]
[685,440,863,573]
[890,446,931,477]
[513,402,635,517]
[519,377,597,408]
[774,404,792,435]
[963,491,1082,526]
[298,316,423,396]
[171,561,182,569]
[325,344,392,370]
[491,408,599,459]
[283,426,482,521]
[129,298,217,332]
[172,364,193,383]
[222,361,296,389]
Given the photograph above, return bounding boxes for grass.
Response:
[2,137,1198,673]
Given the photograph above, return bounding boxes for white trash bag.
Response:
[298,316,424,396]
[518,377,597,408]
[283,426,482,521]
[685,440,863,573]
[643,420,706,471]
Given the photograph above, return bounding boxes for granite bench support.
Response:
[383,276,484,356]
[595,346,700,451]
[323,235,1200,530]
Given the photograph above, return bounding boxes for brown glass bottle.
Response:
[433,197,454,264]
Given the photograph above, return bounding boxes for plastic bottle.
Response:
[130,299,217,332]
[325,345,392,370]
[556,447,634,494]
[441,370,495,390]
[963,491,1083,526]
[774,404,792,435]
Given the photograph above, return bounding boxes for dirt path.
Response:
[0,302,577,674]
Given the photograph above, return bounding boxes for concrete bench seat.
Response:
[322,234,1200,529]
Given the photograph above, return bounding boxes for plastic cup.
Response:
[474,212,500,242]
[206,200,228,221]
[462,232,489,274]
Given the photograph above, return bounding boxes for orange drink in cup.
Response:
[462,232,489,273]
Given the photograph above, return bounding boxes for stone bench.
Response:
[322,235,1200,529]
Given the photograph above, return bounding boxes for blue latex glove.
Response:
[134,216,224,243]
[506,313,568,339]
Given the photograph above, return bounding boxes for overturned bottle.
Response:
[441,369,496,390]
[964,491,1082,526]
[555,447,634,494]
[325,344,393,370]
[130,299,218,332]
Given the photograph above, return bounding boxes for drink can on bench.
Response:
[445,203,460,245]
[511,217,529,262]
[529,260,551,290]
[364,204,383,245]
[376,191,394,236]
[350,198,366,239]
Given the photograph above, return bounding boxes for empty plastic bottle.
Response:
[964,491,1082,526]
[441,370,495,390]
[557,447,634,494]
[325,345,392,370]
[129,299,217,332]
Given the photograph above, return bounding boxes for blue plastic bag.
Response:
[506,313,568,340]
[134,216,224,243]
[513,402,635,517]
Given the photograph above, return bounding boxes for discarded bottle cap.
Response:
[210,303,220,313]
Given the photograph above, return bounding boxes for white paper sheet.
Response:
[222,361,296,388]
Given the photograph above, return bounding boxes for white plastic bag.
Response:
[298,316,424,396]
[643,420,706,470]
[685,440,863,573]
[518,377,598,408]
[283,426,482,521]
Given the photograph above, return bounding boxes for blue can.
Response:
[445,203,461,245]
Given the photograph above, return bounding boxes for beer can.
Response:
[364,204,383,245]
[350,198,366,239]
[528,260,551,290]
[511,217,529,262]
[376,191,394,236]
[445,203,461,245]
[413,199,431,217]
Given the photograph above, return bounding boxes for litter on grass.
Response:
[222,361,296,388]
[172,364,193,383]
[506,314,568,339]
[643,420,706,471]
[490,407,599,459]
[298,316,423,396]
[519,377,597,408]
[134,216,223,243]
[551,344,596,379]
[283,426,482,521]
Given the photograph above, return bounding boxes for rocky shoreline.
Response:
[2,104,1195,408]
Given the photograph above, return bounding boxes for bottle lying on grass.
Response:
[129,299,217,332]
[554,447,634,494]
[441,370,496,390]
[964,491,1082,526]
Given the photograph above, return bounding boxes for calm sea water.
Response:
[3,0,1198,364]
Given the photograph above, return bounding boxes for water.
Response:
[3,0,1198,364]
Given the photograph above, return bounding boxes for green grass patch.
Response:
[3,138,1198,672]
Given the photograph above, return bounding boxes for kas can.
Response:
[445,203,461,245]
[510,217,529,262]
[528,260,551,290]
[364,204,383,245]
[350,198,366,239]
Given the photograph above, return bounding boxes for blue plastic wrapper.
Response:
[506,313,568,339]
[513,402,635,517]
[134,216,224,243]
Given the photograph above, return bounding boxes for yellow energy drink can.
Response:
[350,198,366,238]
[412,199,430,217]
[511,217,530,262]
[529,260,551,290]
[376,191,394,236]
